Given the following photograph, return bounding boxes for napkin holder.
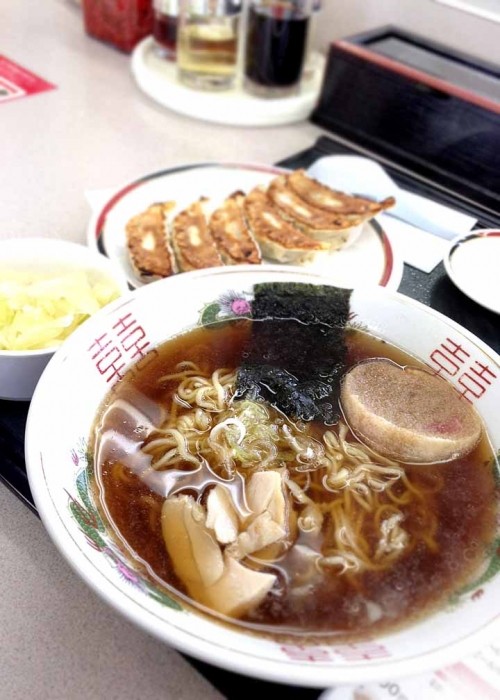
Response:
[311,27,500,222]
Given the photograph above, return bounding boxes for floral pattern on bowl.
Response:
[199,290,253,325]
[67,439,182,611]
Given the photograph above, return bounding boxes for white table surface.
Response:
[1,1,326,698]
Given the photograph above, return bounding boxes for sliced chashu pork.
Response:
[209,191,262,265]
[247,469,288,526]
[125,202,177,281]
[204,471,291,560]
[341,359,483,463]
[226,469,289,560]
[205,485,239,545]
[244,187,328,264]
[170,198,223,272]
[161,494,276,617]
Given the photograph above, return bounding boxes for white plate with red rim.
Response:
[85,162,403,292]
[444,229,500,315]
[25,266,500,687]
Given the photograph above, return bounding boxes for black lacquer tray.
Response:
[1,136,498,699]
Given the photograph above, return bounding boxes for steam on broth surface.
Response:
[91,321,498,641]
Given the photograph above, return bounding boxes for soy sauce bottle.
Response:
[244,0,315,98]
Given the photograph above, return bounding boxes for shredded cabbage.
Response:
[0,269,121,351]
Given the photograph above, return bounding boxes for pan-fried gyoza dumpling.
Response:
[243,187,328,264]
[209,191,262,265]
[125,202,177,281]
[170,198,223,272]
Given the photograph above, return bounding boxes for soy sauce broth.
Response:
[91,322,498,641]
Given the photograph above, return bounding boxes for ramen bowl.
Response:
[0,238,129,401]
[25,266,500,687]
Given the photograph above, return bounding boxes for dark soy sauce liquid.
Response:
[92,323,498,642]
[153,12,178,57]
[244,5,309,87]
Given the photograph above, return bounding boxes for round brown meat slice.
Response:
[340,359,482,463]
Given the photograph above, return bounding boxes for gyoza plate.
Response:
[86,162,403,291]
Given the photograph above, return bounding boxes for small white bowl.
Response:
[444,229,500,315]
[25,265,500,687]
[0,238,129,401]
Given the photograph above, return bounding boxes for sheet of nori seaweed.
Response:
[235,283,352,423]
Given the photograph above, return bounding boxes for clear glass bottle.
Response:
[177,0,242,90]
[243,0,315,98]
[153,0,180,60]
[303,0,322,81]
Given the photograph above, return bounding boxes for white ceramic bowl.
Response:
[444,229,500,315]
[0,238,129,401]
[25,266,500,687]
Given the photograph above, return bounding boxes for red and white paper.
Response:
[0,55,56,104]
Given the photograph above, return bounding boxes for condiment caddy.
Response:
[80,0,325,123]
[131,36,325,125]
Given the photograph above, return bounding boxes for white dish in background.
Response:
[131,37,325,127]
[444,230,500,314]
[86,162,403,291]
[25,266,500,687]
